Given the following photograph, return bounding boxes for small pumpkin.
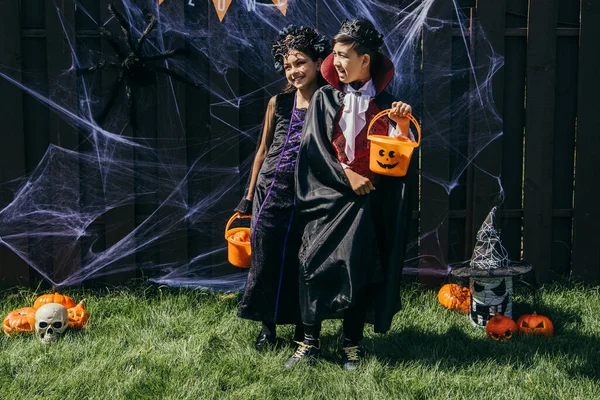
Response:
[486,315,518,342]
[33,292,76,310]
[232,230,250,243]
[516,312,554,336]
[3,307,36,336]
[67,301,89,329]
[437,284,471,313]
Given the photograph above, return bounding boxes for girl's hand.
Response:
[344,168,375,195]
[389,101,412,137]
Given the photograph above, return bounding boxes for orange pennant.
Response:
[158,0,165,4]
[272,0,287,16]
[212,0,233,22]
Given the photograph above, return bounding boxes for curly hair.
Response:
[271,25,331,73]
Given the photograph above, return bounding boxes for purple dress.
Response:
[238,92,306,324]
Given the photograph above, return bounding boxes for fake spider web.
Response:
[0,0,506,290]
[470,207,509,270]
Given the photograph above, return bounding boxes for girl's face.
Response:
[332,42,369,83]
[283,50,320,90]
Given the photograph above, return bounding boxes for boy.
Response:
[288,19,414,370]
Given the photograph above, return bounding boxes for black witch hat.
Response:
[451,207,532,277]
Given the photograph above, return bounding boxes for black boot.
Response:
[254,322,276,352]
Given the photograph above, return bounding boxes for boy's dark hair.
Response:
[333,19,384,70]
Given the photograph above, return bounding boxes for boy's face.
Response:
[283,50,320,90]
[332,42,370,84]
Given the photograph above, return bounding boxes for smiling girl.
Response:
[235,26,331,351]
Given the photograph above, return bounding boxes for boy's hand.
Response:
[389,101,412,137]
[344,168,375,195]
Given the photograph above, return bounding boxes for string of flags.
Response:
[158,0,287,21]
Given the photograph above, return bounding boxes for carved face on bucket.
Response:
[376,149,399,169]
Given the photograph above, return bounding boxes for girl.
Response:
[235,26,331,351]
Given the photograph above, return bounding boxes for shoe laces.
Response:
[343,345,360,361]
[293,342,315,359]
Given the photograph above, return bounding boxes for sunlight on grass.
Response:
[1,281,599,399]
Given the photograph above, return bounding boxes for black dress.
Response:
[238,92,306,325]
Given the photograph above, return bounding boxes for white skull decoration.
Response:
[35,303,69,343]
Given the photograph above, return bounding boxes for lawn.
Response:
[1,281,599,399]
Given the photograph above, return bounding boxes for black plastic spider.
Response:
[78,3,200,133]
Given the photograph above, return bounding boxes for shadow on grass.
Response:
[365,311,600,382]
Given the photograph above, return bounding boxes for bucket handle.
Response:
[225,212,252,240]
[367,109,421,147]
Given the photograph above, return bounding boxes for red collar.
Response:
[320,52,395,95]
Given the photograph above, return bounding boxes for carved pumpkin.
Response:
[67,301,89,329]
[437,284,471,313]
[232,230,250,243]
[485,315,518,342]
[33,293,76,310]
[3,307,36,336]
[516,312,554,336]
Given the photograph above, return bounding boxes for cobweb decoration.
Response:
[469,207,509,270]
[244,0,257,12]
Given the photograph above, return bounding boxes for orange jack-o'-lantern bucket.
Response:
[367,110,421,177]
[224,212,251,268]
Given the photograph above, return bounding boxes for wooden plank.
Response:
[420,0,452,285]
[469,0,505,251]
[46,0,81,285]
[21,35,52,285]
[501,36,526,260]
[407,4,423,271]
[183,0,213,281]
[208,5,241,276]
[0,0,29,287]
[572,0,600,283]
[98,0,136,285]
[449,33,470,264]
[20,0,46,29]
[550,0,578,277]
[523,0,558,283]
[157,0,189,276]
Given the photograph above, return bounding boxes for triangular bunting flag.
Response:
[212,0,233,22]
[158,0,165,4]
[272,0,287,16]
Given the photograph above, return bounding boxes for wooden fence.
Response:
[0,0,598,288]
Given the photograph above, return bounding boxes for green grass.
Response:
[1,281,599,400]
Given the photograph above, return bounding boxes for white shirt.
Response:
[339,79,410,169]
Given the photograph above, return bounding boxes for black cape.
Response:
[295,55,412,333]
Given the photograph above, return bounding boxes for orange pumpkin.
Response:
[232,230,250,243]
[486,315,518,342]
[516,312,554,336]
[3,307,36,336]
[67,301,89,329]
[33,292,76,310]
[437,284,471,313]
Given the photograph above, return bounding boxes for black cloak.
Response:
[294,53,412,333]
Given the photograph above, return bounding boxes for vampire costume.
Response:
[294,22,413,335]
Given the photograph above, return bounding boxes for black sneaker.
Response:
[254,330,276,352]
[341,342,363,371]
[284,339,320,368]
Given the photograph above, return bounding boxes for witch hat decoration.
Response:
[451,207,532,278]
